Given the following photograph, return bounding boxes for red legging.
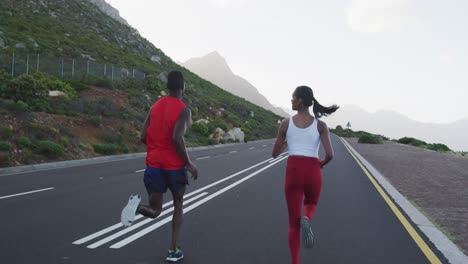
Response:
[285,156,322,264]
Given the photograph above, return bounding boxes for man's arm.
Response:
[173,108,198,179]
[318,120,334,168]
[272,119,288,158]
[140,108,151,144]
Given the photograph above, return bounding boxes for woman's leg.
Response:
[303,160,322,221]
[285,158,303,264]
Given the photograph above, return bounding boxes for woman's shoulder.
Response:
[316,118,328,131]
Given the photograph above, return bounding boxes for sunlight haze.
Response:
[107,0,468,124]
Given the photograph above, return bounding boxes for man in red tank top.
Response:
[120,71,199,262]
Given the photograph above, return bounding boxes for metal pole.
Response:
[143,72,146,79]
[11,53,15,76]
[86,60,90,75]
[26,54,29,75]
[111,65,114,81]
[104,64,107,76]
[36,54,40,72]
[132,69,135,78]
[72,59,75,78]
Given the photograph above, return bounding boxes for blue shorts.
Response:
[143,166,188,194]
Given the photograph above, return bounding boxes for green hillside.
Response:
[0,0,281,167]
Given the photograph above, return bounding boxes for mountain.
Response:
[182,51,289,118]
[325,105,468,151]
[0,0,282,167]
[88,0,129,26]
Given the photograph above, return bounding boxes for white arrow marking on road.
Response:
[196,156,210,160]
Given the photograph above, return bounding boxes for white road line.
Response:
[86,192,209,249]
[269,152,288,163]
[262,145,267,147]
[75,157,274,247]
[135,169,145,173]
[73,190,205,245]
[229,151,238,154]
[174,157,274,199]
[0,187,55,200]
[196,156,210,160]
[249,147,255,150]
[110,156,289,248]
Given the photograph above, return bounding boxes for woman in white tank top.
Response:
[272,86,339,264]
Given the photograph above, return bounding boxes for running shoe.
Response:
[301,216,315,249]
[120,194,141,227]
[166,247,184,262]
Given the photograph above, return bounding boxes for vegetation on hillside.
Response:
[0,0,282,167]
[332,125,452,152]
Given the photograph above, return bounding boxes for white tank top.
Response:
[286,117,320,158]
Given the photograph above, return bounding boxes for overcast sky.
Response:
[107,0,467,124]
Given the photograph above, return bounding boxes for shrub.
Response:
[426,143,451,152]
[32,72,77,98]
[191,122,209,137]
[119,144,129,154]
[28,123,58,140]
[207,118,228,133]
[0,127,13,139]
[93,143,127,155]
[358,134,383,144]
[13,100,29,111]
[398,137,427,147]
[88,115,102,127]
[17,137,32,148]
[34,141,64,158]
[5,74,48,103]
[0,141,11,151]
[60,136,69,147]
[64,80,89,92]
[78,142,89,150]
[0,70,12,97]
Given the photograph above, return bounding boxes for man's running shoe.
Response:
[120,194,141,227]
[166,247,184,262]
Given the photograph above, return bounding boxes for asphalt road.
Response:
[0,136,446,263]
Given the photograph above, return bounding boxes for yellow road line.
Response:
[339,137,442,264]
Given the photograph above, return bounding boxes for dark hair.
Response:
[294,86,339,118]
[167,70,184,91]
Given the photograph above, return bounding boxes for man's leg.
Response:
[170,185,185,251]
[137,192,163,218]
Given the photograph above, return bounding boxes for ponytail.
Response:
[313,98,339,118]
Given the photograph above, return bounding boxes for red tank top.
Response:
[145,96,187,169]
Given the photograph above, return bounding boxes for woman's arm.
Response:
[272,119,289,158]
[318,120,334,168]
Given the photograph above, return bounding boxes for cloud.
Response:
[210,0,228,8]
[439,54,453,64]
[347,0,411,33]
